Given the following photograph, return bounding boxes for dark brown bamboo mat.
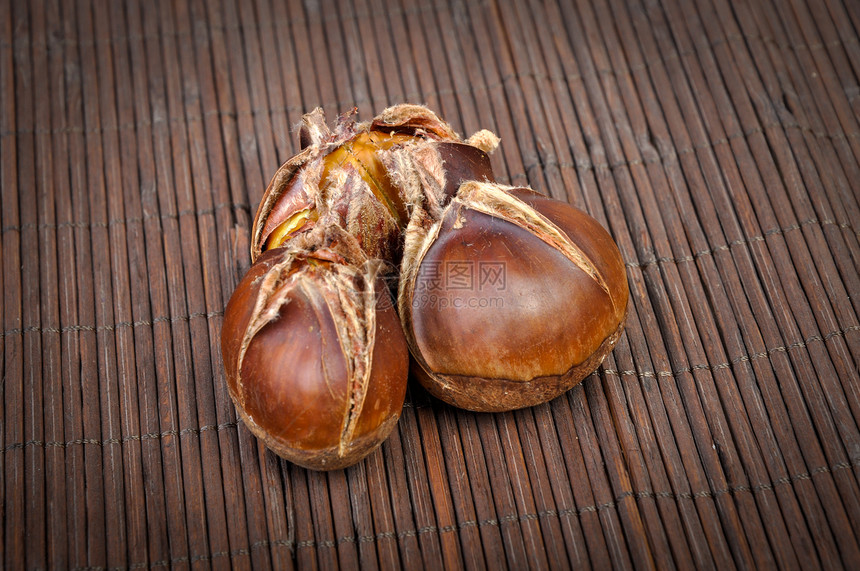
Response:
[3,0,860,568]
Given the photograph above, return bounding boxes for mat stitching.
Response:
[4,36,859,146]
[4,104,857,146]
[0,109,300,137]
[2,213,854,269]
[2,422,239,452]
[4,4,439,57]
[90,538,290,569]
[1,323,856,407]
[626,217,858,270]
[58,457,856,567]
[4,17,858,157]
[600,324,860,380]
[0,310,224,339]
[3,11,855,53]
[0,400,412,450]
[0,202,252,235]
[519,121,860,181]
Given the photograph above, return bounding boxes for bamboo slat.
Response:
[2,0,859,568]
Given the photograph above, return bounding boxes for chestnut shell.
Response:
[221,248,409,470]
[401,184,628,412]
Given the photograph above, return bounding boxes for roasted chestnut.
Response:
[250,105,483,264]
[221,232,408,470]
[398,181,629,412]
[221,104,628,469]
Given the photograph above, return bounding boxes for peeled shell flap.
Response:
[234,244,383,453]
[370,104,460,140]
[252,105,466,262]
[251,109,358,262]
[454,182,613,303]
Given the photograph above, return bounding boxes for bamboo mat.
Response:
[3,0,860,568]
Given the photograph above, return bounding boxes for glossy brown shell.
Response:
[221,247,409,470]
[400,184,629,412]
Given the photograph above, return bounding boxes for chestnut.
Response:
[221,235,408,470]
[250,105,483,264]
[398,181,629,412]
[221,103,628,468]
